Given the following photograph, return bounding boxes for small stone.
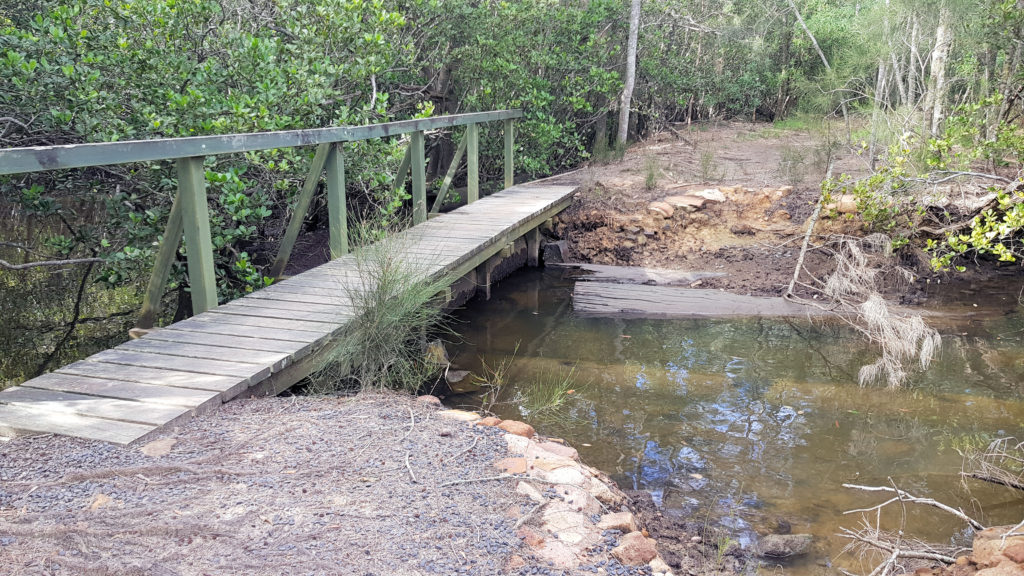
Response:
[476,416,502,427]
[494,457,528,474]
[693,188,726,203]
[416,395,442,407]
[140,437,176,458]
[729,223,755,236]
[955,556,971,566]
[498,420,535,438]
[538,441,578,460]
[505,555,526,571]
[611,531,659,565]
[648,201,675,218]
[597,511,637,533]
[690,536,702,543]
[516,481,546,504]
[650,557,671,574]
[663,195,705,211]
[775,210,791,221]
[778,185,794,196]
[758,534,813,558]
[438,409,481,422]
[517,526,546,548]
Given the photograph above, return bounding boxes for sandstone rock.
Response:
[1003,543,1024,564]
[612,531,659,565]
[534,463,586,486]
[588,477,625,506]
[542,505,600,546]
[648,201,675,218]
[498,420,535,438]
[517,526,546,547]
[693,188,726,203]
[650,557,672,574]
[774,210,791,221]
[505,433,531,453]
[516,481,545,504]
[494,457,527,474]
[476,416,502,427]
[415,394,442,407]
[729,223,755,235]
[505,555,526,571]
[438,409,481,422]
[597,511,638,533]
[826,194,858,214]
[538,441,578,460]
[663,195,706,211]
[140,437,176,457]
[758,534,813,558]
[534,539,579,569]
[445,370,480,394]
[542,240,568,264]
[778,185,794,196]
[425,339,449,366]
[976,561,1024,576]
[973,528,1024,568]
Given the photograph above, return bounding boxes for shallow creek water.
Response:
[447,268,1024,575]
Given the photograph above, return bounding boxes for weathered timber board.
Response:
[0,386,190,426]
[21,372,222,409]
[572,282,826,318]
[0,183,578,443]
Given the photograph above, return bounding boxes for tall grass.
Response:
[310,224,452,394]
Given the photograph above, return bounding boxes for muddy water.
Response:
[447,269,1024,574]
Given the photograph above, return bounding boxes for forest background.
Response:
[0,0,1021,384]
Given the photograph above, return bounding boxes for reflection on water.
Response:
[448,269,1024,574]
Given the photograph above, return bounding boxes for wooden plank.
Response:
[504,118,515,188]
[137,193,183,329]
[168,318,330,343]
[0,110,524,175]
[269,142,332,280]
[0,403,156,445]
[326,144,349,257]
[120,338,292,371]
[411,130,427,224]
[21,372,222,409]
[140,328,310,356]
[241,290,353,307]
[0,386,190,426]
[58,361,246,395]
[225,298,353,315]
[212,303,350,324]
[467,123,479,203]
[197,309,346,331]
[93,349,266,381]
[178,156,218,313]
[572,282,828,318]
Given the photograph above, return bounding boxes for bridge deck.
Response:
[0,184,576,444]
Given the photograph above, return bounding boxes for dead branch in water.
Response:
[961,437,1024,493]
[842,483,986,530]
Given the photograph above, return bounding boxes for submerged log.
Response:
[572,282,827,318]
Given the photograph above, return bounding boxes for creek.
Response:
[447,268,1024,574]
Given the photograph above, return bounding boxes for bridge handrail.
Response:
[0,109,522,326]
[0,109,522,175]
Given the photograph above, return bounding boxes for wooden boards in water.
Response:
[572,282,826,318]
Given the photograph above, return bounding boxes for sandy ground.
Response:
[553,121,871,298]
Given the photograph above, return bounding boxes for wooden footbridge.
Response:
[0,111,577,444]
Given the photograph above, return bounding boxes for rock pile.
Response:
[918,525,1024,576]
[437,408,678,576]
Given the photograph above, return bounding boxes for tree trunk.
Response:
[926,7,952,136]
[786,0,849,135]
[617,0,641,145]
[869,59,887,171]
[907,17,919,106]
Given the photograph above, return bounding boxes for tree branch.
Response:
[0,257,106,271]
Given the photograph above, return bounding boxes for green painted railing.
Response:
[0,110,522,327]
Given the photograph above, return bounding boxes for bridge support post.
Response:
[136,192,184,329]
[467,123,479,203]
[411,131,427,224]
[526,227,540,267]
[504,118,514,189]
[269,143,332,280]
[326,144,348,258]
[177,156,218,314]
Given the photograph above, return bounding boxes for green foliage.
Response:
[643,154,660,190]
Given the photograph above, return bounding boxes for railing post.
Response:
[467,123,480,203]
[136,192,184,329]
[326,144,348,258]
[411,130,427,224]
[504,118,514,189]
[176,156,218,314]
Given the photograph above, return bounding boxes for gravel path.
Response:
[0,393,533,575]
[0,393,670,576]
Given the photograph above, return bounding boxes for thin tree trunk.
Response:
[617,0,641,145]
[927,7,952,136]
[786,0,849,134]
[869,59,887,171]
[907,17,920,106]
[891,52,907,106]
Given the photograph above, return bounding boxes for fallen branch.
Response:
[837,529,956,564]
[0,257,105,271]
[843,483,985,530]
[438,473,522,487]
[962,472,1024,491]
